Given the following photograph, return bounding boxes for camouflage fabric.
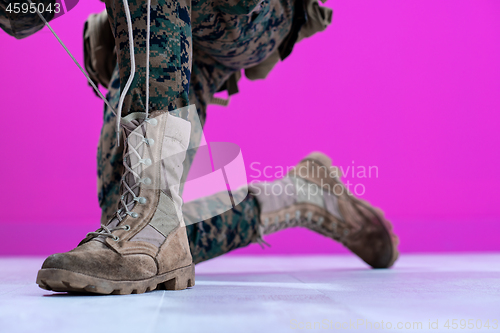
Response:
[97,66,123,224]
[98,0,294,263]
[104,0,192,116]
[183,189,261,264]
[192,0,292,69]
[0,0,56,39]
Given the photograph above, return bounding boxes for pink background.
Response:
[1,0,499,256]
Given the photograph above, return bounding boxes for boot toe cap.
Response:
[344,201,400,269]
[40,242,158,281]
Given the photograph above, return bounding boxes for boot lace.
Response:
[29,0,157,242]
[87,119,156,241]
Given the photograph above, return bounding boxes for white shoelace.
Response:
[27,0,156,239]
[27,0,153,142]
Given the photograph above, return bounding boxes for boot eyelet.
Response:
[130,212,139,218]
[146,118,158,126]
[143,138,154,146]
[123,225,131,231]
[113,236,120,241]
[134,197,147,204]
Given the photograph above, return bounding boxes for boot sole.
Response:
[302,152,400,268]
[36,263,195,295]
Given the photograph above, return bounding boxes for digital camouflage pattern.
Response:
[104,0,192,116]
[103,0,294,116]
[183,188,261,264]
[192,0,293,69]
[0,0,56,39]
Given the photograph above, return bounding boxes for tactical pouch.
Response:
[83,9,116,93]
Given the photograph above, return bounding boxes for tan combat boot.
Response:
[36,111,195,294]
[250,152,399,268]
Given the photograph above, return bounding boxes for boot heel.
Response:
[161,264,195,290]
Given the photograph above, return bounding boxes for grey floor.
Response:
[0,254,499,333]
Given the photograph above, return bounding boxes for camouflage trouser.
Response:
[99,0,294,263]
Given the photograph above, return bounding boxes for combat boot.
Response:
[250,152,399,268]
[36,111,195,294]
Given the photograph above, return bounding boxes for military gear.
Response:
[37,111,195,294]
[96,0,298,263]
[246,0,333,79]
[95,0,334,265]
[83,9,116,93]
[184,187,262,264]
[251,152,399,268]
[1,0,400,272]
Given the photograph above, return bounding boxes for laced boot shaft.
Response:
[86,116,159,242]
[37,111,195,294]
[87,112,187,247]
[251,176,349,242]
[251,152,399,269]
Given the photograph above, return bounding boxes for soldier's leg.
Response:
[97,0,193,226]
[184,189,261,264]
[98,54,263,265]
[37,0,200,294]
[97,0,294,264]
[104,0,191,116]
